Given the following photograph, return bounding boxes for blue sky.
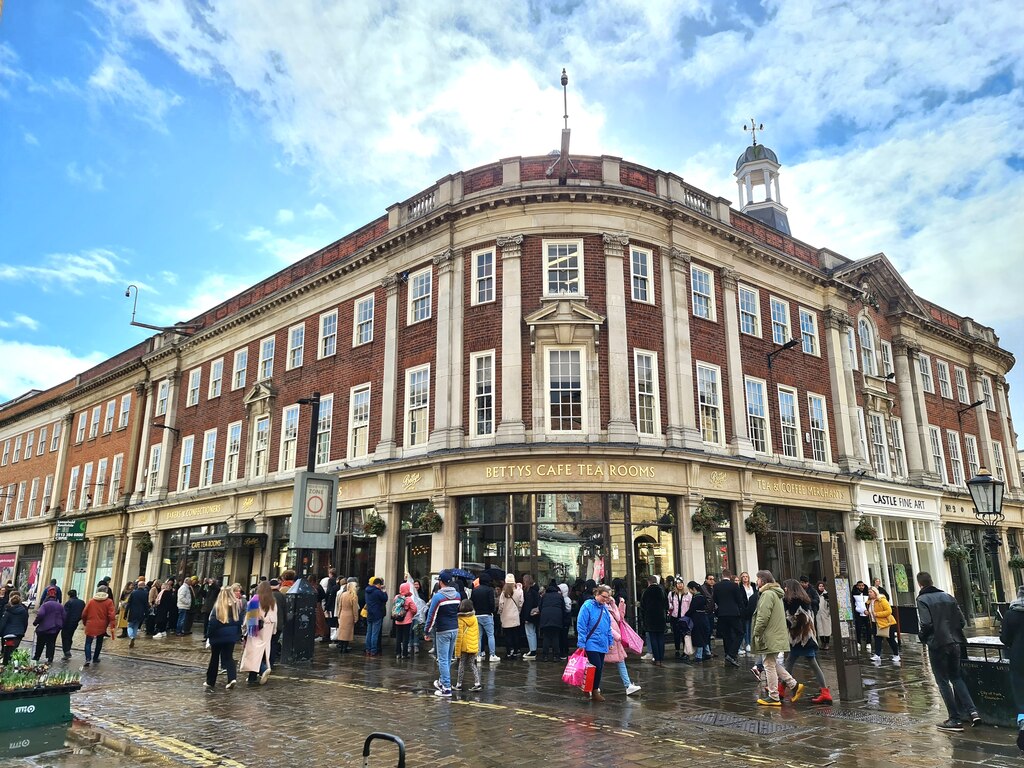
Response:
[1,1,1022,447]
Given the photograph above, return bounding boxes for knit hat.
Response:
[505,573,515,585]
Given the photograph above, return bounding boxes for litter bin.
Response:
[961,636,1016,726]
[282,577,317,664]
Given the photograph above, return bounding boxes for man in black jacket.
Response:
[471,573,499,662]
[916,571,979,733]
[713,569,747,667]
[126,580,150,649]
[61,589,86,660]
[799,575,820,615]
[640,575,669,665]
[520,574,541,659]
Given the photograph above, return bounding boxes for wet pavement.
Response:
[6,628,1023,768]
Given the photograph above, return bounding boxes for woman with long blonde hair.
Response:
[205,588,242,690]
[335,579,359,654]
[240,581,277,685]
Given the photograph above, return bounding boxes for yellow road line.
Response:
[84,713,248,768]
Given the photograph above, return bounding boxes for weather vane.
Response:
[743,118,764,146]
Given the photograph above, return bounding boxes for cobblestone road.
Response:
[7,630,1023,768]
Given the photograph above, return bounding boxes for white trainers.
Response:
[870,654,881,662]
[488,654,501,662]
[626,684,642,696]
[641,653,653,661]
[892,655,901,663]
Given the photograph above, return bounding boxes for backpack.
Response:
[392,595,406,620]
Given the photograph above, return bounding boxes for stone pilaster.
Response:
[667,247,703,449]
[823,308,860,471]
[969,364,997,473]
[721,267,754,457]
[429,248,462,450]
[495,234,526,444]
[374,274,401,458]
[602,233,639,443]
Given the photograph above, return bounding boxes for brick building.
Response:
[0,142,1019,626]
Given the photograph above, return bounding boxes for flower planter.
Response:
[0,684,80,730]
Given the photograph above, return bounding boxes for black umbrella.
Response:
[483,566,507,583]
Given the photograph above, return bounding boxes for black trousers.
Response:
[395,624,411,657]
[206,643,236,685]
[541,627,560,659]
[718,616,742,658]
[61,627,77,657]
[34,632,58,662]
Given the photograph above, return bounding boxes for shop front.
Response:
[50,514,123,600]
[853,484,942,633]
[942,493,1005,625]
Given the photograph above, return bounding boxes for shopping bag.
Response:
[580,664,596,693]
[684,634,694,657]
[619,620,644,655]
[562,648,589,687]
[330,627,339,641]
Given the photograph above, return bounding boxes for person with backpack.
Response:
[393,583,418,659]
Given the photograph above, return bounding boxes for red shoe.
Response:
[811,687,832,704]
[778,682,786,699]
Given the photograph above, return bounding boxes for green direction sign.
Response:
[54,519,87,542]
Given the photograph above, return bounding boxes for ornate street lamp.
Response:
[967,468,1005,555]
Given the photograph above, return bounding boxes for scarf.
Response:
[1011,586,1024,611]
[245,595,263,638]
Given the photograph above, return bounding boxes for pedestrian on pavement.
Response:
[174,579,192,636]
[471,573,499,662]
[60,589,85,660]
[393,582,418,659]
[782,579,831,704]
[752,570,803,706]
[668,577,692,661]
[200,578,221,644]
[425,569,462,697]
[686,581,712,661]
[867,587,900,663]
[799,575,820,615]
[363,577,388,656]
[740,572,755,654]
[46,579,63,604]
[153,579,175,638]
[604,591,642,696]
[538,580,567,662]
[204,587,243,690]
[126,579,150,649]
[815,582,832,651]
[519,574,541,660]
[872,577,890,601]
[33,587,65,663]
[701,574,717,652]
[916,571,980,732]
[335,578,359,655]
[116,581,134,638]
[851,580,871,651]
[999,584,1024,750]
[713,568,747,667]
[240,581,277,686]
[323,571,340,644]
[269,579,287,665]
[81,588,116,666]
[639,575,668,666]
[454,598,481,691]
[146,580,160,636]
[577,583,614,703]
[558,583,573,659]
[498,574,524,659]
[0,591,28,663]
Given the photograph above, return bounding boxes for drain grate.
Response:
[684,710,801,736]
[813,708,919,727]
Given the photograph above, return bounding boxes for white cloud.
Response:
[149,272,261,327]
[243,225,323,264]
[0,248,124,293]
[0,341,106,402]
[158,270,178,286]
[276,208,295,224]
[66,161,105,191]
[304,203,332,221]
[0,314,39,331]
[23,131,38,146]
[87,51,183,131]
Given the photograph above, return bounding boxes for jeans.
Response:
[127,620,142,640]
[476,615,496,656]
[61,627,76,657]
[785,651,827,687]
[613,660,633,688]
[84,634,106,662]
[672,619,686,652]
[34,632,58,662]
[741,619,752,649]
[434,629,458,690]
[928,644,978,722]
[207,643,236,685]
[872,631,900,657]
[585,650,605,692]
[524,622,538,652]
[366,619,383,654]
[395,623,411,657]
[176,608,189,634]
[646,631,666,662]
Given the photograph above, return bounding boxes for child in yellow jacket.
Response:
[455,598,481,691]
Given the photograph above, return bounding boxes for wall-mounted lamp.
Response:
[956,399,985,432]
[151,422,180,438]
[766,338,800,369]
[399,271,410,283]
[885,372,896,381]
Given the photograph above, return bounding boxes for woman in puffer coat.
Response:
[0,592,29,664]
[33,587,66,663]
[538,581,567,662]
[603,593,641,696]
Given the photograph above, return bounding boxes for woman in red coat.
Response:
[81,590,116,666]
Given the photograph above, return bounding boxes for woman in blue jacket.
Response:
[576,584,614,702]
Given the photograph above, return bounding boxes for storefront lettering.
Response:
[871,494,928,511]
[484,462,656,480]
[164,504,223,521]
[755,478,846,501]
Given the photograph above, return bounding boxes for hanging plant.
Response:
[744,504,772,537]
[943,543,971,563]
[691,499,726,533]
[1007,554,1024,570]
[417,502,443,534]
[853,519,878,542]
[136,532,154,553]
[363,512,387,537]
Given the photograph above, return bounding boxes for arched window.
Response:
[858,318,877,376]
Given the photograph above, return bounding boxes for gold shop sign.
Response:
[485,461,656,481]
[162,503,223,521]
[754,477,847,502]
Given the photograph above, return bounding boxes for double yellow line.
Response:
[84,714,248,768]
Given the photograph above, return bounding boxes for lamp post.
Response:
[967,467,1005,562]
[766,338,799,369]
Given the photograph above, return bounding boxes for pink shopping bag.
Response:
[562,648,589,686]
[619,619,644,655]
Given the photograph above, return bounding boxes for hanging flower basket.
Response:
[1007,554,1024,570]
[853,519,878,542]
[417,503,443,534]
[136,533,154,553]
[691,500,726,533]
[744,504,772,537]
[363,512,387,537]
[943,543,971,563]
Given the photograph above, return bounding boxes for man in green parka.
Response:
[752,570,804,706]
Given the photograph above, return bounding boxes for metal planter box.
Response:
[0,684,80,731]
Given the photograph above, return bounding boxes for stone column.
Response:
[995,376,1021,492]
[495,234,527,444]
[970,365,996,472]
[602,233,639,442]
[893,339,929,481]
[721,267,754,457]
[51,413,74,512]
[132,382,156,502]
[429,248,461,450]
[733,500,759,575]
[122,532,146,585]
[837,314,869,468]
[375,275,401,458]
[823,308,860,471]
[667,247,703,449]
